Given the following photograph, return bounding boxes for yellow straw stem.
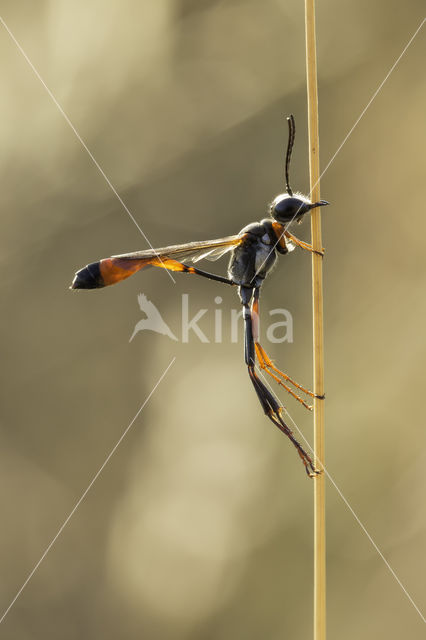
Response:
[305,1,326,639]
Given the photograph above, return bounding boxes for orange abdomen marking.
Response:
[99,257,148,286]
[99,256,197,287]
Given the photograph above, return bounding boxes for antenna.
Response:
[285,114,295,196]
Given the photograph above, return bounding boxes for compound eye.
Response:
[272,196,309,222]
[274,199,293,216]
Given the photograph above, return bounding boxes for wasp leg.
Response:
[157,260,236,286]
[255,343,314,410]
[250,289,322,410]
[241,286,319,477]
[284,231,324,256]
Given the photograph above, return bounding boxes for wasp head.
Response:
[270,192,329,224]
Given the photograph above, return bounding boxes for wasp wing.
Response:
[113,235,242,262]
[71,235,243,289]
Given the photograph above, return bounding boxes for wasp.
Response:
[71,115,328,476]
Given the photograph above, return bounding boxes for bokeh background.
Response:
[0,1,425,638]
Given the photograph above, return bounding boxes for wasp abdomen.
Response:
[71,261,105,289]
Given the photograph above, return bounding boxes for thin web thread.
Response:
[257,368,426,624]
[0,16,176,284]
[251,17,426,282]
[0,358,176,625]
[1,8,425,628]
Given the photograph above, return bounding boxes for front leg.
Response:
[284,231,324,256]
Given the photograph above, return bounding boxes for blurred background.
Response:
[0,1,425,638]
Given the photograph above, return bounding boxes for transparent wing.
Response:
[190,244,239,262]
[113,235,242,263]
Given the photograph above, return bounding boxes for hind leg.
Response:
[240,285,319,477]
[250,288,323,410]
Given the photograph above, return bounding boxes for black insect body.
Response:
[71,115,328,476]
